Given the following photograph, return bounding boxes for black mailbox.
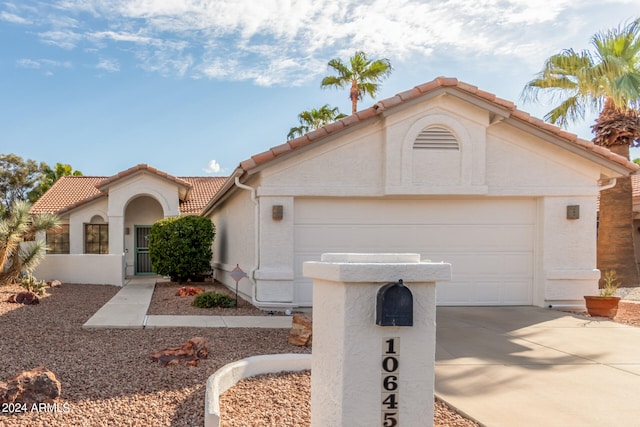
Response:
[376,279,413,326]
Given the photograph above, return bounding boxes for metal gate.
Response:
[135,226,154,274]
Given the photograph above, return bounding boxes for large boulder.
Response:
[288,313,313,347]
[0,366,61,405]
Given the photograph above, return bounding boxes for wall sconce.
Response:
[566,205,580,220]
[125,227,130,235]
[272,205,284,221]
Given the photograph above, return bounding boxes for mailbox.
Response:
[376,279,413,326]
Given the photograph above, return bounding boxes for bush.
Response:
[193,291,236,308]
[20,274,46,296]
[148,216,215,282]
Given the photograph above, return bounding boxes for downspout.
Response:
[233,177,291,308]
[598,178,617,191]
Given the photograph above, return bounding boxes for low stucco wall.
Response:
[33,254,125,286]
[204,353,311,427]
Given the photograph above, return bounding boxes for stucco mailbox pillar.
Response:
[303,253,451,427]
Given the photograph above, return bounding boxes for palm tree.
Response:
[321,51,392,115]
[287,104,347,140]
[522,18,640,287]
[0,200,60,286]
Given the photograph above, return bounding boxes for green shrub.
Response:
[192,291,236,308]
[148,215,215,282]
[20,274,46,296]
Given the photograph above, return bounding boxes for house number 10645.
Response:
[381,337,400,427]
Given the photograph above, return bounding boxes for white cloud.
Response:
[17,58,72,71]
[203,159,222,174]
[17,58,41,68]
[0,11,30,24]
[96,58,119,72]
[39,29,82,49]
[10,0,637,86]
[89,30,156,45]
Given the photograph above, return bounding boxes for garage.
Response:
[207,78,635,309]
[294,197,535,306]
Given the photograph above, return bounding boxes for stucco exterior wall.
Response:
[105,173,181,255]
[211,93,617,308]
[38,171,183,285]
[209,182,257,303]
[68,199,109,254]
[34,254,124,286]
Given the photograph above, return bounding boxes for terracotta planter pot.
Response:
[584,296,621,318]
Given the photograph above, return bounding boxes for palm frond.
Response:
[545,96,585,127]
[19,240,47,274]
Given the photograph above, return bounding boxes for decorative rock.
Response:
[176,286,205,297]
[7,292,39,305]
[288,313,313,346]
[48,280,62,288]
[150,337,208,366]
[0,366,61,405]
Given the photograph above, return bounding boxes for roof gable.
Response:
[96,164,193,196]
[238,77,639,175]
[30,165,227,216]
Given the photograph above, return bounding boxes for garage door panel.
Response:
[443,253,532,277]
[295,198,536,225]
[294,198,535,306]
[295,225,532,252]
[437,280,531,305]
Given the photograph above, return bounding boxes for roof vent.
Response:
[413,127,459,150]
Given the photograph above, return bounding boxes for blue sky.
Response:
[1,1,639,177]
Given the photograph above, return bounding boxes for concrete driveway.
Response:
[435,306,640,427]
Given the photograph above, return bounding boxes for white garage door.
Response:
[293,198,535,306]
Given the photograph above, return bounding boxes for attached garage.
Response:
[205,77,638,310]
[293,197,535,306]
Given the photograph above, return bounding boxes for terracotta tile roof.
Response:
[179,177,228,214]
[30,169,228,216]
[238,76,640,174]
[30,176,105,215]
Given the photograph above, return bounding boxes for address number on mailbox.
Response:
[381,337,400,426]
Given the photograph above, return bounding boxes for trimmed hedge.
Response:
[149,215,215,282]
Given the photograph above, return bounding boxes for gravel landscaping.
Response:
[3,281,639,426]
[147,280,273,316]
[0,283,309,426]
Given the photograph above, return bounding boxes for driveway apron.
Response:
[436,306,640,427]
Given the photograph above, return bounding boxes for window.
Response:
[47,224,70,254]
[85,224,109,254]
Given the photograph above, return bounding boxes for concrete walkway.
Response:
[435,306,640,427]
[83,277,292,329]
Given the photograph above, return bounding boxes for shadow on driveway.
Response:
[435,306,640,427]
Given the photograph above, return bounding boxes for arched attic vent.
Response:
[413,126,459,150]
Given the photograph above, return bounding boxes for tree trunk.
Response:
[0,250,22,286]
[597,143,640,287]
[350,80,358,115]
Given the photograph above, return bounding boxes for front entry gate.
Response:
[135,225,154,274]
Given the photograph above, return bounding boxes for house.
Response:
[202,77,638,309]
[30,164,226,285]
[32,77,638,309]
